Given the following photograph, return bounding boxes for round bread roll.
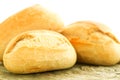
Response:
[61,21,120,65]
[0,4,64,61]
[3,30,76,74]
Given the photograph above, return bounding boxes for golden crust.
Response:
[3,30,76,74]
[0,4,64,61]
[61,21,120,65]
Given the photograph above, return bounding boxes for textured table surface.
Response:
[0,63,120,80]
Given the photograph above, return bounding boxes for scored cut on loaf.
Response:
[3,30,76,74]
[0,4,64,61]
[61,21,120,65]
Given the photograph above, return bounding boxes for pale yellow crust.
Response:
[3,30,76,74]
[61,21,120,65]
[0,4,64,61]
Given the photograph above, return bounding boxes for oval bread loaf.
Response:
[61,21,120,65]
[0,4,64,61]
[3,30,76,74]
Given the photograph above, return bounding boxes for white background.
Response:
[0,0,120,39]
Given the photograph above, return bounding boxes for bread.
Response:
[0,4,64,61]
[3,30,76,74]
[61,21,120,65]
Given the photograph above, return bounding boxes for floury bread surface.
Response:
[61,21,120,65]
[3,30,76,74]
[0,4,64,61]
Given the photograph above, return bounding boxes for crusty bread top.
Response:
[0,4,64,32]
[4,30,72,54]
[62,21,120,44]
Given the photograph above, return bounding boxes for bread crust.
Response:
[3,30,76,74]
[0,4,64,61]
[61,21,120,65]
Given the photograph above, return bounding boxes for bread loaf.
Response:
[61,21,120,65]
[0,4,64,61]
[3,30,76,74]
